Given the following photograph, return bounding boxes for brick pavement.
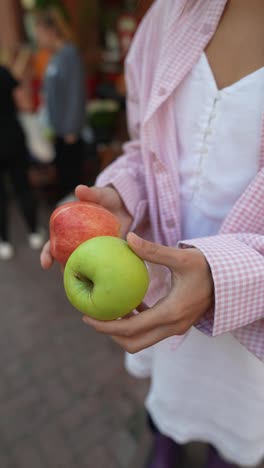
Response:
[0,203,263,468]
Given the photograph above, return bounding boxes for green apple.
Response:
[64,236,149,320]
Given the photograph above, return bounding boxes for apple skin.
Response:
[50,201,120,264]
[63,236,150,320]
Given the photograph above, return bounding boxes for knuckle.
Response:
[94,323,105,333]
[125,342,139,354]
[123,327,132,338]
[142,239,158,256]
[148,242,160,256]
[178,250,192,268]
[177,320,189,335]
[167,308,176,324]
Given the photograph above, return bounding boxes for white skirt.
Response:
[125,329,264,467]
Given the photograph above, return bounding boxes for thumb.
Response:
[127,233,181,269]
[75,185,102,204]
[75,185,117,209]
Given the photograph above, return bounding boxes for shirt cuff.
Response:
[179,235,264,336]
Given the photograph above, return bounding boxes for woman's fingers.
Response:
[82,296,174,338]
[127,233,184,269]
[40,241,54,270]
[111,322,178,354]
[75,185,102,204]
[75,185,120,211]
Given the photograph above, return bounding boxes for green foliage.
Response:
[35,0,60,8]
[34,0,68,19]
[87,100,120,129]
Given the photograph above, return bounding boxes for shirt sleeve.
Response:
[179,232,264,360]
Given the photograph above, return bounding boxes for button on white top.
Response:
[166,219,175,229]
[136,50,264,465]
[153,157,167,174]
[174,51,264,220]
[158,87,167,96]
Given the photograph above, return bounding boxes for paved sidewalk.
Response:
[0,204,150,468]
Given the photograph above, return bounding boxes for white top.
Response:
[126,53,264,467]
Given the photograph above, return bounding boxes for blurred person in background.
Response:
[33,8,86,200]
[0,50,44,260]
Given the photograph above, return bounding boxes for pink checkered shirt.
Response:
[97,0,264,361]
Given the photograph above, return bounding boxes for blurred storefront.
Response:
[0,0,153,60]
[0,0,153,197]
[0,0,24,62]
[0,0,154,84]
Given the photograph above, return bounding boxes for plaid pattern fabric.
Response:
[97,0,264,361]
[260,115,264,169]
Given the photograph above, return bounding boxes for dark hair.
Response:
[33,7,75,43]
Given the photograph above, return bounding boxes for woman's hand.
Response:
[82,233,214,353]
[75,185,132,238]
[40,240,53,270]
[40,185,132,269]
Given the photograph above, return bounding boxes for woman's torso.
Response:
[145,51,264,466]
[177,52,264,238]
[126,2,264,465]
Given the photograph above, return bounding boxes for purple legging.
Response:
[147,415,237,468]
[207,445,237,468]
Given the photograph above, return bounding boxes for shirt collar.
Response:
[144,0,228,126]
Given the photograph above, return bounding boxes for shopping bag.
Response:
[18,112,55,163]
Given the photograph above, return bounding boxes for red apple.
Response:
[50,201,121,264]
